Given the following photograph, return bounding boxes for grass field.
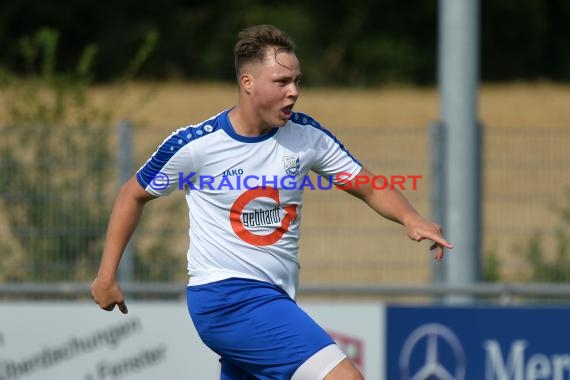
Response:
[2,81,569,286]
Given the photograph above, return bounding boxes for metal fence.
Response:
[1,122,569,302]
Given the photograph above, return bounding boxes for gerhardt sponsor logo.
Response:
[399,323,466,380]
[229,187,297,246]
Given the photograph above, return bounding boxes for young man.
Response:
[91,25,452,379]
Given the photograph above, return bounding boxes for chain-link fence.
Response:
[1,122,569,297]
[0,123,112,283]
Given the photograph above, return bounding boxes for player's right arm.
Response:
[91,176,156,314]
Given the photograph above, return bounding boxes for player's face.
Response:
[248,49,301,128]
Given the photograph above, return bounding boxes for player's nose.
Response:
[288,83,299,100]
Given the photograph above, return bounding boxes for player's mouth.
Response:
[281,104,294,118]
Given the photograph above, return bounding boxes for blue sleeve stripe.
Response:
[136,114,222,188]
[291,112,361,166]
[137,134,183,188]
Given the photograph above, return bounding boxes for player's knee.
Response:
[323,358,363,380]
[292,345,362,380]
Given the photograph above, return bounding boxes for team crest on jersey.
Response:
[283,155,300,176]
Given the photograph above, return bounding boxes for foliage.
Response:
[0,28,157,281]
[1,0,568,85]
[483,242,501,282]
[523,190,570,282]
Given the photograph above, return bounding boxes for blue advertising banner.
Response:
[387,306,570,380]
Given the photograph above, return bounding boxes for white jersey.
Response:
[136,110,361,298]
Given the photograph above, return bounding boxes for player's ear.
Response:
[240,72,254,94]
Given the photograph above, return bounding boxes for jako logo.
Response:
[222,168,244,177]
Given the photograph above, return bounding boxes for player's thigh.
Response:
[187,278,337,379]
[220,358,257,380]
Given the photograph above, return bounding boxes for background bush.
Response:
[0,0,569,85]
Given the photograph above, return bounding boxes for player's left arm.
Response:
[343,167,453,260]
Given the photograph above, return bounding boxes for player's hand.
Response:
[91,277,128,314]
[404,215,453,261]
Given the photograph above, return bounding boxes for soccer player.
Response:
[91,24,452,380]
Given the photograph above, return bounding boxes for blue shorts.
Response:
[186,278,335,380]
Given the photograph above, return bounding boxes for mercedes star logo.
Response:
[399,323,466,380]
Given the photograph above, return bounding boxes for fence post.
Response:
[430,121,446,301]
[439,0,482,303]
[117,120,135,285]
